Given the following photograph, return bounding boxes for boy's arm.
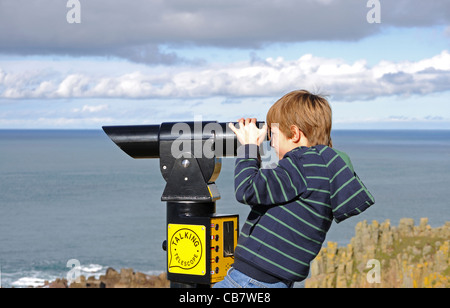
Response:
[234,144,307,206]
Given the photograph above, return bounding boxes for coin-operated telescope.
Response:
[103,121,265,288]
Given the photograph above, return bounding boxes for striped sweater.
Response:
[232,144,375,283]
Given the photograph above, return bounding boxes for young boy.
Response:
[214,90,375,288]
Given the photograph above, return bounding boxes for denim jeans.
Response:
[213,267,292,288]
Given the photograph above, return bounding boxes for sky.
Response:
[0,0,449,129]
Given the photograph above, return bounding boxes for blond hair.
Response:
[266,90,333,147]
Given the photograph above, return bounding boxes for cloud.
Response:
[334,115,450,124]
[331,115,450,130]
[0,116,115,129]
[0,0,449,63]
[72,104,109,113]
[1,51,450,101]
[382,115,450,124]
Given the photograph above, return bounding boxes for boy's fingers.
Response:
[258,124,268,141]
[228,122,238,134]
[260,124,268,134]
[243,118,258,127]
[235,117,259,128]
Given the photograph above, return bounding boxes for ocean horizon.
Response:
[1,129,449,287]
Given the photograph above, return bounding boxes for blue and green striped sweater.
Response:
[233,144,375,283]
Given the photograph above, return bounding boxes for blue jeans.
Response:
[213,267,292,288]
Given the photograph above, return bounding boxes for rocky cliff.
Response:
[305,218,449,288]
[44,268,169,288]
[44,218,448,288]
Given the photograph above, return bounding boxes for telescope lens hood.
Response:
[102,125,160,159]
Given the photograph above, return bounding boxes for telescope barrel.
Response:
[103,121,265,159]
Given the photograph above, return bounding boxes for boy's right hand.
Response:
[228,118,268,147]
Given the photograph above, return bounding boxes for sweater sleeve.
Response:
[234,144,307,206]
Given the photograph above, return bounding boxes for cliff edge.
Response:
[305,218,449,288]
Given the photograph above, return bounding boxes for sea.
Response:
[0,129,449,288]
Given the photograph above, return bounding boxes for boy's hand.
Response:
[229,118,268,146]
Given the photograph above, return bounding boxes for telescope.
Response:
[103,121,265,288]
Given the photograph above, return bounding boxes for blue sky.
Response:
[0,0,449,129]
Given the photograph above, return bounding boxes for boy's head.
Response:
[267,90,333,151]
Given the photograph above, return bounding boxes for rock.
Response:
[398,218,415,237]
[380,220,394,253]
[106,267,119,278]
[69,275,87,288]
[325,242,338,274]
[419,218,429,233]
[412,246,421,256]
[422,244,432,256]
[43,268,170,288]
[49,278,69,288]
[306,218,449,288]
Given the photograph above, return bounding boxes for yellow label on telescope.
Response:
[168,224,206,276]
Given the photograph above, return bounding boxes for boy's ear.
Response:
[289,125,301,143]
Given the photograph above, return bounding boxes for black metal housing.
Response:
[102,120,265,288]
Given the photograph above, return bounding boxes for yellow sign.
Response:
[168,224,206,276]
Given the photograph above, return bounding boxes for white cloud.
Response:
[72,104,109,113]
[1,51,450,102]
[331,112,450,130]
[348,115,450,124]
[0,114,116,129]
[56,74,91,98]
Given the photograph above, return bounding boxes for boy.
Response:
[214,90,375,288]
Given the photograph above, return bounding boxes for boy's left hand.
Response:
[229,118,268,146]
